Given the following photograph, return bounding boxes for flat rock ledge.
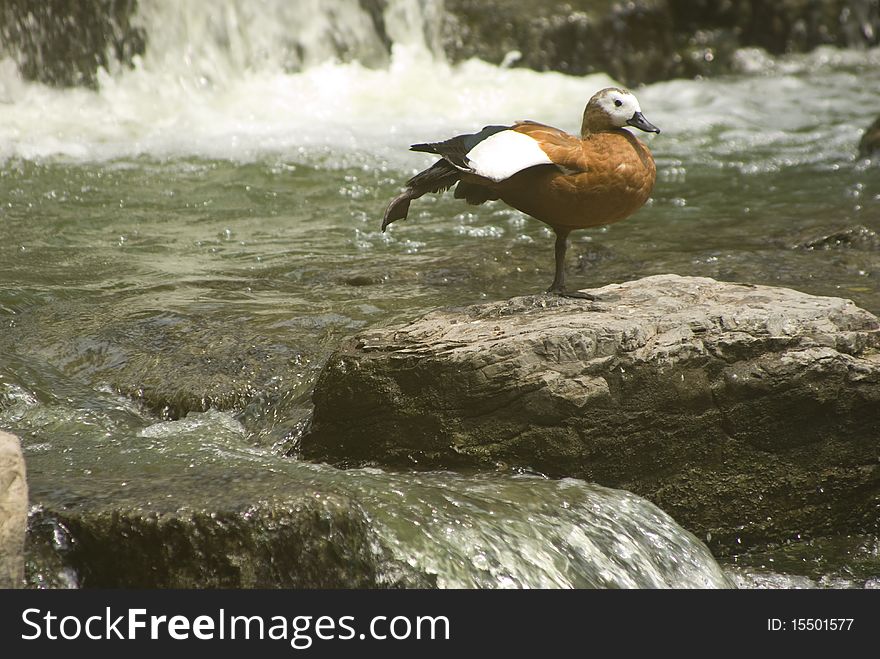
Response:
[302,275,880,551]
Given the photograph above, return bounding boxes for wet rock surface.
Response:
[441,0,681,84]
[19,414,425,589]
[0,430,28,588]
[440,0,880,84]
[22,418,731,588]
[0,0,146,88]
[798,224,880,251]
[26,490,416,588]
[302,275,880,551]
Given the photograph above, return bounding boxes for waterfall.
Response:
[2,0,878,91]
[131,0,445,80]
[0,0,876,165]
[0,0,446,88]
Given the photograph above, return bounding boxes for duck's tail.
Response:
[382,159,460,232]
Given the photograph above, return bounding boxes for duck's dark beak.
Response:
[627,112,660,134]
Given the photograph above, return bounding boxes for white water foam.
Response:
[0,0,877,169]
[0,0,618,166]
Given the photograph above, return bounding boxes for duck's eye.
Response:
[614,99,623,107]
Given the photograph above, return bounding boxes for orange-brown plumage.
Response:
[383,87,660,296]
[492,121,656,231]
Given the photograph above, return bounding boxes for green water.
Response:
[2,157,876,427]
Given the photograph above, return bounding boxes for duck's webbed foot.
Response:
[546,286,597,301]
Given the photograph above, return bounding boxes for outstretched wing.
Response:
[411,123,558,183]
[382,158,460,231]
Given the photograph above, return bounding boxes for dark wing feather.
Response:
[383,125,513,231]
[410,125,510,170]
[454,180,498,205]
[382,159,461,231]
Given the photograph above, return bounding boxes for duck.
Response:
[382,87,660,297]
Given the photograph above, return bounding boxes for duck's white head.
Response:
[582,87,660,136]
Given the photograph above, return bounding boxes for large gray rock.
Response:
[302,275,880,551]
[0,430,28,587]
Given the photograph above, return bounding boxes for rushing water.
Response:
[1,0,879,588]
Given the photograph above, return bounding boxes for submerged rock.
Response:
[799,224,880,250]
[26,492,409,589]
[302,275,880,551]
[0,430,28,588]
[3,306,318,448]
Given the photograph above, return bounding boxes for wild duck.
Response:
[382,87,660,297]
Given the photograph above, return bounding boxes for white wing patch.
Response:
[464,130,554,182]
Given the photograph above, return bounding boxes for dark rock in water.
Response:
[0,0,145,88]
[441,0,691,84]
[302,275,880,551]
[25,492,417,588]
[722,532,880,589]
[338,273,388,287]
[19,410,426,588]
[441,0,880,84]
[667,0,880,53]
[799,225,880,251]
[24,480,734,588]
[0,431,28,588]
[858,115,880,158]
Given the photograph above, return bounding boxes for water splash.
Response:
[353,472,732,588]
[9,389,730,589]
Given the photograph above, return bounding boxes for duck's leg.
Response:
[547,229,595,300]
[547,229,569,292]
